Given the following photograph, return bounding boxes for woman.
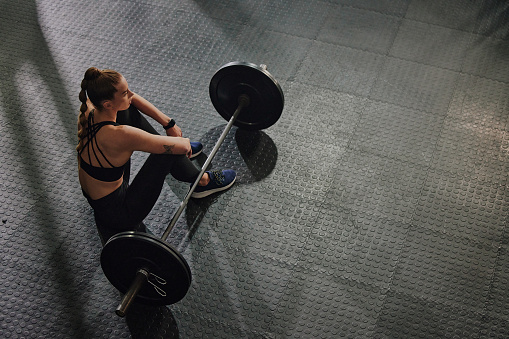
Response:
[77,67,236,243]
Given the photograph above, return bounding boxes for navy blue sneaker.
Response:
[190,141,203,159]
[191,170,236,198]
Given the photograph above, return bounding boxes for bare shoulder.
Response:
[103,124,152,151]
[105,124,141,142]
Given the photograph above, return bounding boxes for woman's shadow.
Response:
[180,125,279,246]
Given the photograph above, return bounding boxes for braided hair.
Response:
[76,67,122,155]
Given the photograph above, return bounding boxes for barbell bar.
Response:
[100,62,284,317]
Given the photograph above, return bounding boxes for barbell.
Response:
[100,62,284,317]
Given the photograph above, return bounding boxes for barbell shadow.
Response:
[193,124,278,184]
[180,125,278,248]
[126,302,180,339]
[234,128,278,182]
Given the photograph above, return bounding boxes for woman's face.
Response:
[111,76,134,111]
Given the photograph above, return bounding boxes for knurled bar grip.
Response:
[115,95,249,315]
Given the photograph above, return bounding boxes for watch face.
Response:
[165,119,175,129]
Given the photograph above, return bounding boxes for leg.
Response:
[117,104,158,135]
[122,154,200,223]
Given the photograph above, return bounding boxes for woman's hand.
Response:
[166,124,182,137]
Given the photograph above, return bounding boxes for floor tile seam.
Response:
[385,254,496,320]
[181,238,302,335]
[293,238,403,295]
[250,161,340,205]
[456,70,509,86]
[343,142,431,173]
[441,110,509,136]
[313,0,336,41]
[405,8,509,42]
[402,220,502,262]
[441,114,509,144]
[376,284,489,322]
[176,202,312,268]
[270,37,312,83]
[242,0,333,42]
[438,60,509,161]
[424,161,509,189]
[401,49,465,229]
[280,80,370,154]
[310,23,507,79]
[372,54,466,85]
[376,40,509,85]
[481,241,507,321]
[289,78,373,106]
[300,267,394,296]
[197,239,300,273]
[278,0,331,81]
[339,3,408,19]
[360,12,401,100]
[347,41,388,151]
[311,37,394,60]
[262,200,326,331]
[391,217,502,314]
[403,11,479,36]
[279,125,352,152]
[174,309,259,338]
[410,218,506,252]
[457,30,509,84]
[384,50,468,74]
[291,257,391,296]
[224,27,317,84]
[280,254,390,332]
[326,143,433,222]
[372,216,412,332]
[348,139,441,169]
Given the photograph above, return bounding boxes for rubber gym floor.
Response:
[1,0,508,338]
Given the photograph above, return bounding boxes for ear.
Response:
[102,100,114,110]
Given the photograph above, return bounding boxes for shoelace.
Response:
[209,170,225,185]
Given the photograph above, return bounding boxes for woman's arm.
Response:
[107,124,192,158]
[130,93,183,137]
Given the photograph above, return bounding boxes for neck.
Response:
[93,107,118,123]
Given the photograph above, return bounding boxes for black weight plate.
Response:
[101,231,192,306]
[209,62,284,130]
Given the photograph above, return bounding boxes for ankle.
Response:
[198,173,210,186]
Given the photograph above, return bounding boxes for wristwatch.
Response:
[163,119,176,130]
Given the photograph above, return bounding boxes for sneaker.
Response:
[191,170,236,198]
[190,141,203,159]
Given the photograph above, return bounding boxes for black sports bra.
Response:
[78,111,127,182]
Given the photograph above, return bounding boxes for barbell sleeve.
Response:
[115,269,149,317]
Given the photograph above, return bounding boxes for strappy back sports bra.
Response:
[78,110,127,182]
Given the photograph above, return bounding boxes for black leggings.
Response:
[86,105,200,244]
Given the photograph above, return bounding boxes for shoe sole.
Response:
[189,149,202,159]
[191,177,236,198]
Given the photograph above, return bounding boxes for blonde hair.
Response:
[76,67,122,154]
